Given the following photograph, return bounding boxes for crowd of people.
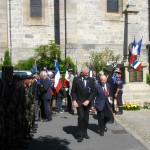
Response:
[24,65,123,142]
[0,65,124,149]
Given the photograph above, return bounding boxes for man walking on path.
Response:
[71,66,95,142]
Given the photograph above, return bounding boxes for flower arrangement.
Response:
[123,102,140,110]
[143,102,150,109]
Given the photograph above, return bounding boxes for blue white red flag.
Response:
[137,38,142,55]
[132,60,142,71]
[129,38,138,65]
[129,38,143,65]
[32,59,37,74]
[112,73,116,83]
[64,65,70,87]
[89,64,92,77]
[54,60,62,93]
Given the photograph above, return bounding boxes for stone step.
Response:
[122,83,150,103]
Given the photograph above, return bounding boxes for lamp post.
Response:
[122,4,139,62]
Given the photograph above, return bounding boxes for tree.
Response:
[3,50,12,66]
[35,41,61,70]
[13,41,76,75]
[89,48,122,73]
[61,57,76,74]
[14,57,35,70]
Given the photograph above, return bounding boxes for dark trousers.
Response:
[116,91,123,113]
[96,104,110,131]
[34,100,40,120]
[56,97,63,112]
[67,93,72,112]
[43,99,51,120]
[77,105,90,136]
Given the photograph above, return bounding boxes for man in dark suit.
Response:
[104,70,115,123]
[95,75,112,136]
[90,70,100,113]
[40,71,52,122]
[71,66,95,142]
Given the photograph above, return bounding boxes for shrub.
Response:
[89,48,122,73]
[3,50,12,66]
[146,74,150,84]
[14,57,34,70]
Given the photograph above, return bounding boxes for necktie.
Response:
[83,79,86,88]
[82,77,87,88]
[103,85,107,96]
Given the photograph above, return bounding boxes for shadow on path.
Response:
[27,135,70,150]
[88,123,99,134]
[63,123,99,139]
[63,125,78,139]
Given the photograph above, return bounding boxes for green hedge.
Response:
[146,74,150,84]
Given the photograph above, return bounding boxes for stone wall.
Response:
[10,0,55,63]
[0,0,8,60]
[63,0,149,68]
[0,0,149,66]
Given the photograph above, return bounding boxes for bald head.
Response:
[81,66,89,77]
[40,71,47,79]
[100,75,107,85]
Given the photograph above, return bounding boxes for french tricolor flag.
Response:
[89,64,92,77]
[64,65,70,87]
[54,60,62,93]
[132,60,142,71]
[129,38,138,65]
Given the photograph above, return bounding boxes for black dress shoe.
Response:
[115,112,123,115]
[77,135,83,142]
[113,110,118,113]
[107,120,114,124]
[104,126,107,132]
[33,124,38,127]
[83,134,90,139]
[42,118,52,122]
[100,131,104,136]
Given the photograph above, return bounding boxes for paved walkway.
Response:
[25,109,149,150]
[115,109,150,150]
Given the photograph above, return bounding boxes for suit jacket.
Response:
[95,83,111,111]
[40,77,52,100]
[71,76,96,107]
[93,75,100,84]
[106,75,114,98]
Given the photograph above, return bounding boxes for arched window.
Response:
[107,0,118,13]
[30,0,42,17]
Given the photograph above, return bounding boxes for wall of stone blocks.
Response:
[0,0,149,66]
[0,0,8,60]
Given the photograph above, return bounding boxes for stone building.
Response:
[0,0,150,101]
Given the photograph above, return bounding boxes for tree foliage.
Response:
[3,50,12,66]
[14,57,34,70]
[146,74,150,84]
[89,48,122,73]
[62,57,76,74]
[13,41,76,76]
[34,41,61,70]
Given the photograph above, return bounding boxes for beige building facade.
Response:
[0,0,148,64]
[0,0,150,101]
